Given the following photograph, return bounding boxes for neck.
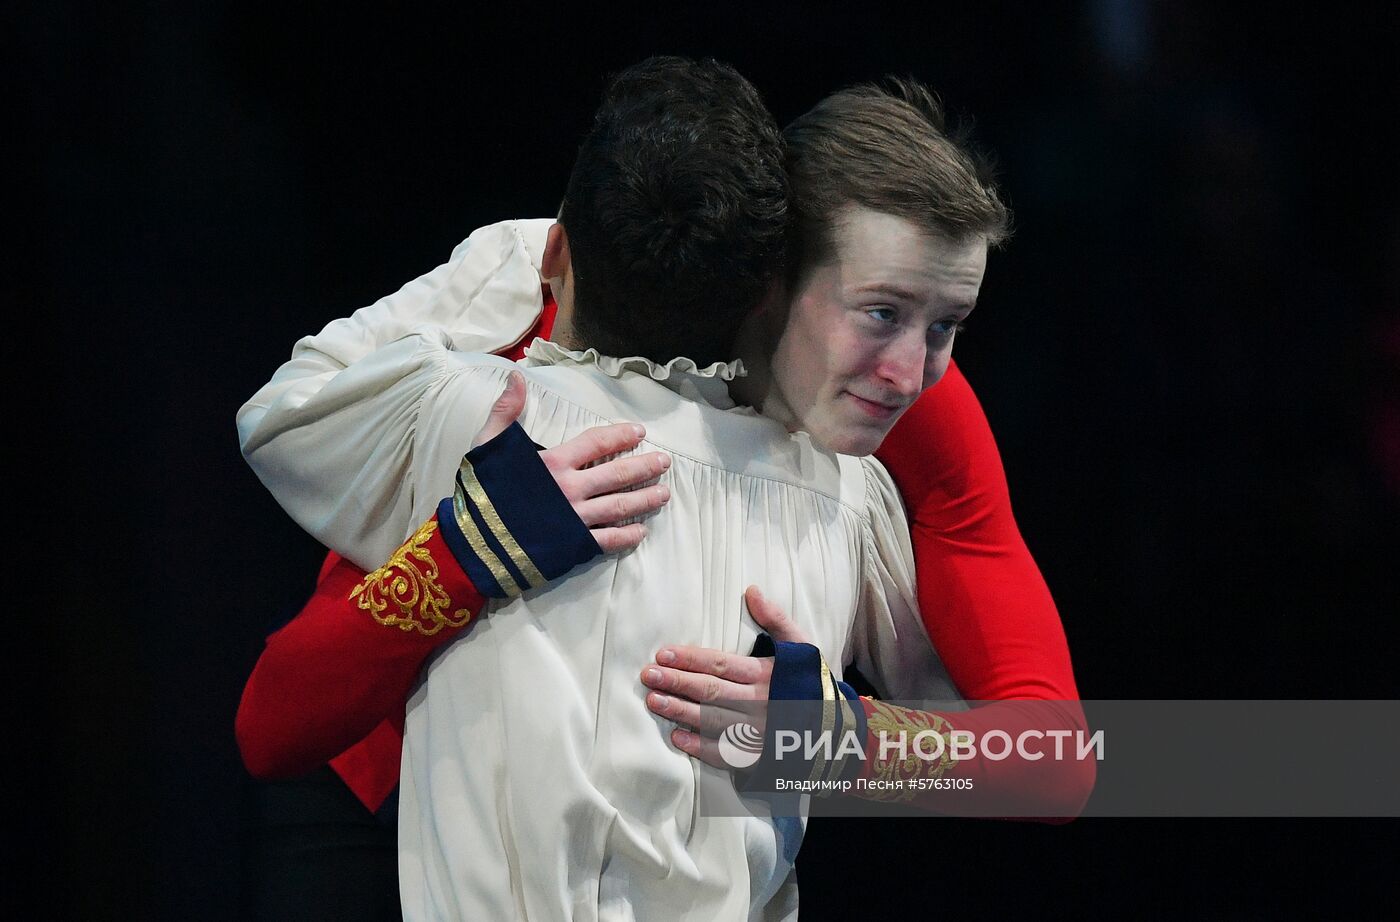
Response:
[544,279,585,352]
[548,316,584,353]
[730,311,799,432]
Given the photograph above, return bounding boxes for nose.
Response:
[877,332,936,399]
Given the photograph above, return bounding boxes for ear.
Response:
[542,222,571,283]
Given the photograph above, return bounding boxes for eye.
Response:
[865,306,898,324]
[930,319,966,338]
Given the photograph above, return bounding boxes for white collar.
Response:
[523,339,748,411]
[524,338,745,381]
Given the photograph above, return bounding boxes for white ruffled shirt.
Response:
[237,220,959,921]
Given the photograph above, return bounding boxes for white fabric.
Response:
[528,338,746,382]
[237,220,961,920]
[237,218,553,567]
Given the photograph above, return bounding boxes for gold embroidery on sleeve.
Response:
[861,699,958,802]
[349,520,473,636]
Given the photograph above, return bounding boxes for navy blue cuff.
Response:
[436,422,602,599]
[742,636,867,795]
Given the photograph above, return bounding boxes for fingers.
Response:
[669,728,729,770]
[541,423,671,506]
[645,646,776,773]
[537,421,671,555]
[591,523,648,555]
[641,659,765,705]
[574,483,670,528]
[565,452,671,501]
[545,422,648,471]
[744,586,812,644]
[646,691,757,738]
[650,646,771,686]
[471,371,527,448]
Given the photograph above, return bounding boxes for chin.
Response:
[843,438,885,457]
[798,408,893,456]
[818,427,885,458]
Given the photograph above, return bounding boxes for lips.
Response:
[844,391,906,420]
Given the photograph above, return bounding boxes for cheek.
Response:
[923,348,952,389]
[837,337,891,386]
[777,317,843,390]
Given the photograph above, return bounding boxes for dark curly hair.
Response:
[558,56,788,367]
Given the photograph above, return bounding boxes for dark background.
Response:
[26,1,1399,917]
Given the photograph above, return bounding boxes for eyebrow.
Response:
[855,282,922,301]
[856,282,978,314]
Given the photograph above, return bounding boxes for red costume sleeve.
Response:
[235,516,486,782]
[871,359,1094,817]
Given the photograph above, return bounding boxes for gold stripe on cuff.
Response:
[453,484,522,597]
[458,458,548,589]
[807,656,837,787]
[827,688,858,784]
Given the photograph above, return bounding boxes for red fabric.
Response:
[328,720,403,814]
[871,361,1093,816]
[234,515,486,806]
[874,361,1081,703]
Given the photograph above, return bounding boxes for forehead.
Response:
[824,205,988,307]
